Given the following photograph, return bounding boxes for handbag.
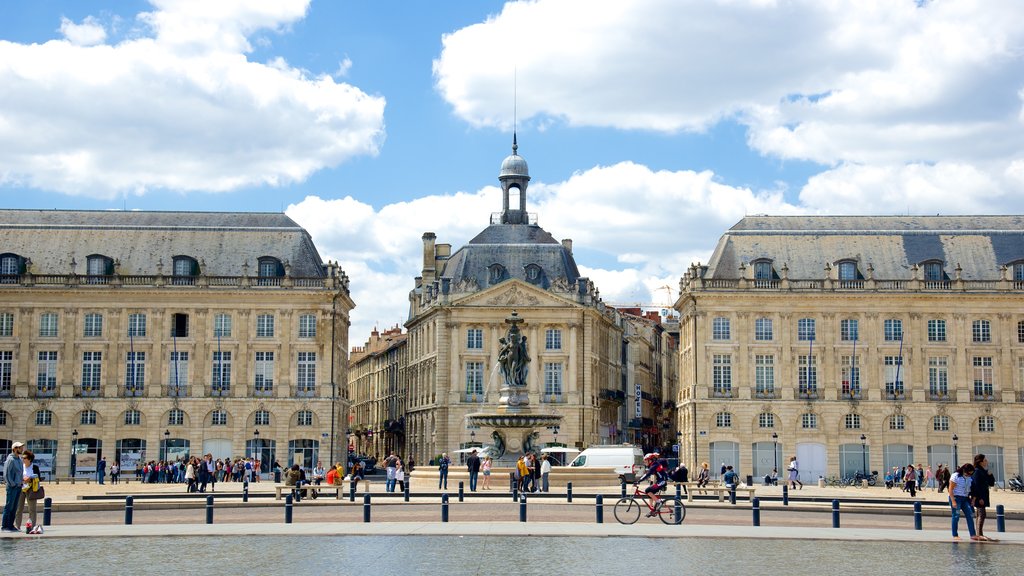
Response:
[27,485,45,501]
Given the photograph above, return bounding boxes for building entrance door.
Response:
[795,442,826,483]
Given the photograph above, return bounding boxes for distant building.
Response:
[348,326,407,458]
[677,216,1024,482]
[616,308,679,452]
[0,210,352,476]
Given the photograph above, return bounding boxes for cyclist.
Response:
[635,452,669,517]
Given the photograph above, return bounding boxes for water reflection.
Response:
[4,536,1020,575]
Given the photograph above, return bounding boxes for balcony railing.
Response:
[294,387,317,398]
[165,385,191,398]
[886,393,907,401]
[928,392,952,401]
[77,386,102,398]
[753,390,779,399]
[711,388,733,398]
[209,387,231,397]
[798,388,819,400]
[0,387,10,398]
[0,272,335,291]
[253,387,274,397]
[122,386,145,397]
[973,393,997,402]
[541,394,565,404]
[841,390,862,400]
[685,275,1024,294]
[32,386,56,398]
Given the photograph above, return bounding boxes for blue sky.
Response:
[2,0,1023,343]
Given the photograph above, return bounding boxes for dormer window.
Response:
[524,263,543,285]
[922,261,946,281]
[752,260,775,280]
[837,261,860,281]
[0,253,23,284]
[488,264,506,285]
[257,257,283,286]
[1011,261,1024,282]
[86,254,113,276]
[172,256,199,285]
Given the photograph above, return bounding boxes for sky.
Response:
[2,0,1024,346]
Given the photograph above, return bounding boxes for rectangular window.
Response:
[467,328,483,350]
[81,351,102,395]
[0,350,12,395]
[798,355,817,398]
[889,415,905,430]
[297,410,313,426]
[168,409,184,426]
[212,351,232,394]
[0,312,13,337]
[465,361,484,398]
[80,410,97,425]
[545,329,562,350]
[797,318,815,341]
[840,319,859,342]
[168,351,188,393]
[128,313,147,338]
[214,313,232,338]
[712,354,732,397]
[754,354,774,397]
[256,314,275,338]
[716,412,732,428]
[884,356,905,398]
[39,312,58,337]
[754,261,773,280]
[973,356,994,399]
[928,357,948,398]
[544,362,563,399]
[83,313,103,337]
[36,410,52,426]
[1018,321,1024,344]
[297,351,316,395]
[298,314,316,338]
[211,411,228,426]
[801,413,818,429]
[124,410,141,426]
[758,413,775,429]
[979,416,995,433]
[254,411,271,426]
[883,319,902,342]
[36,351,57,394]
[973,320,991,343]
[712,317,730,340]
[125,352,145,395]
[841,355,860,398]
[754,317,773,341]
[171,313,189,338]
[928,319,946,342]
[845,414,861,429]
[933,415,949,432]
[254,351,275,395]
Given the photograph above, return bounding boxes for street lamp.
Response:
[860,434,867,477]
[771,431,779,475]
[70,429,79,477]
[553,426,560,446]
[952,433,959,467]
[470,430,476,446]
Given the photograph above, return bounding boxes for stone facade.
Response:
[676,216,1024,483]
[0,210,353,476]
[348,326,407,458]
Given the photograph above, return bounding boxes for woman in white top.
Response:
[948,463,979,541]
[540,455,552,492]
[19,450,41,533]
[787,456,803,489]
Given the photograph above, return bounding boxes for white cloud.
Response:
[0,0,385,198]
[435,0,1024,193]
[59,16,107,47]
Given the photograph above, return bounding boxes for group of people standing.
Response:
[513,452,551,492]
[2,442,43,534]
[947,454,997,541]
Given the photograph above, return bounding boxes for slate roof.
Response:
[0,209,326,277]
[440,223,580,289]
[706,216,1024,280]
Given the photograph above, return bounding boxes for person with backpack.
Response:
[437,452,451,490]
[723,465,740,503]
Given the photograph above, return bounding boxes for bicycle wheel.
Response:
[613,497,641,524]
[657,497,685,525]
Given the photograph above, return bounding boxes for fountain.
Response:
[467,310,562,463]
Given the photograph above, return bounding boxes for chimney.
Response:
[561,239,573,254]
[422,232,437,283]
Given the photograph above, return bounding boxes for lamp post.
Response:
[163,429,170,461]
[470,430,476,446]
[771,431,779,475]
[70,428,79,477]
[952,433,959,467]
[860,434,867,476]
[553,426,560,446]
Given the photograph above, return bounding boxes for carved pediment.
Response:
[486,285,541,307]
[454,279,573,309]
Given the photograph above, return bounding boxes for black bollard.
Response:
[676,483,682,500]
[595,494,604,523]
[997,504,1006,533]
[124,496,134,525]
[831,499,840,528]
[674,499,683,524]
[441,493,449,522]
[285,494,293,524]
[620,479,627,498]
[752,497,760,527]
[459,481,465,502]
[350,483,356,502]
[913,501,922,530]
[519,493,528,522]
[512,481,519,502]
[43,497,52,527]
[782,484,789,506]
[243,483,249,503]
[206,495,214,524]
[567,482,573,503]
[363,494,371,523]
[404,483,410,502]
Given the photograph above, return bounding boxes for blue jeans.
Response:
[469,471,478,491]
[438,469,448,489]
[3,484,21,529]
[385,468,396,492]
[98,470,105,484]
[951,495,976,538]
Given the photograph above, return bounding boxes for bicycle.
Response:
[613,483,685,525]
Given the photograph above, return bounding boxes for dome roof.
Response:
[500,152,529,179]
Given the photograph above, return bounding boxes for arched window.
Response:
[210,409,228,426]
[752,259,775,280]
[80,409,98,425]
[258,256,283,277]
[715,412,732,428]
[488,264,506,285]
[844,413,861,429]
[524,263,543,284]
[167,408,185,426]
[921,260,946,281]
[0,253,24,283]
[86,254,113,276]
[757,413,776,429]
[296,409,314,427]
[172,256,199,285]
[254,409,271,426]
[35,409,54,426]
[836,260,860,281]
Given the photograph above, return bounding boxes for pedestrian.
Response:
[383,452,399,492]
[723,465,739,503]
[2,441,25,533]
[18,449,42,534]
[925,465,934,489]
[720,462,727,478]
[395,463,406,493]
[97,455,107,485]
[110,461,120,485]
[971,454,997,541]
[696,462,710,492]
[904,464,917,497]
[939,464,952,493]
[437,452,451,490]
[185,457,197,493]
[466,449,481,492]
[787,456,803,489]
[948,462,981,541]
[515,455,529,492]
[481,456,493,490]
[349,461,364,493]
[531,452,542,493]
[540,454,552,492]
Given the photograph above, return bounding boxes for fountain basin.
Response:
[466,413,563,429]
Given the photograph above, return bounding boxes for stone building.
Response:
[616,308,679,452]
[676,215,1024,483]
[0,210,352,477]
[402,138,625,465]
[348,326,407,458]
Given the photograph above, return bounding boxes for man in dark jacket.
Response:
[971,454,996,540]
[531,452,541,493]
[466,450,482,492]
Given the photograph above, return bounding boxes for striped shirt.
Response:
[950,472,972,497]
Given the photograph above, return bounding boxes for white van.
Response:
[568,445,644,480]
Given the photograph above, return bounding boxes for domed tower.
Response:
[499,133,531,224]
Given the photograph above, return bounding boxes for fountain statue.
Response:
[467,311,562,463]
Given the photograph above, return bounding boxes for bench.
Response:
[683,484,757,502]
[274,483,348,500]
